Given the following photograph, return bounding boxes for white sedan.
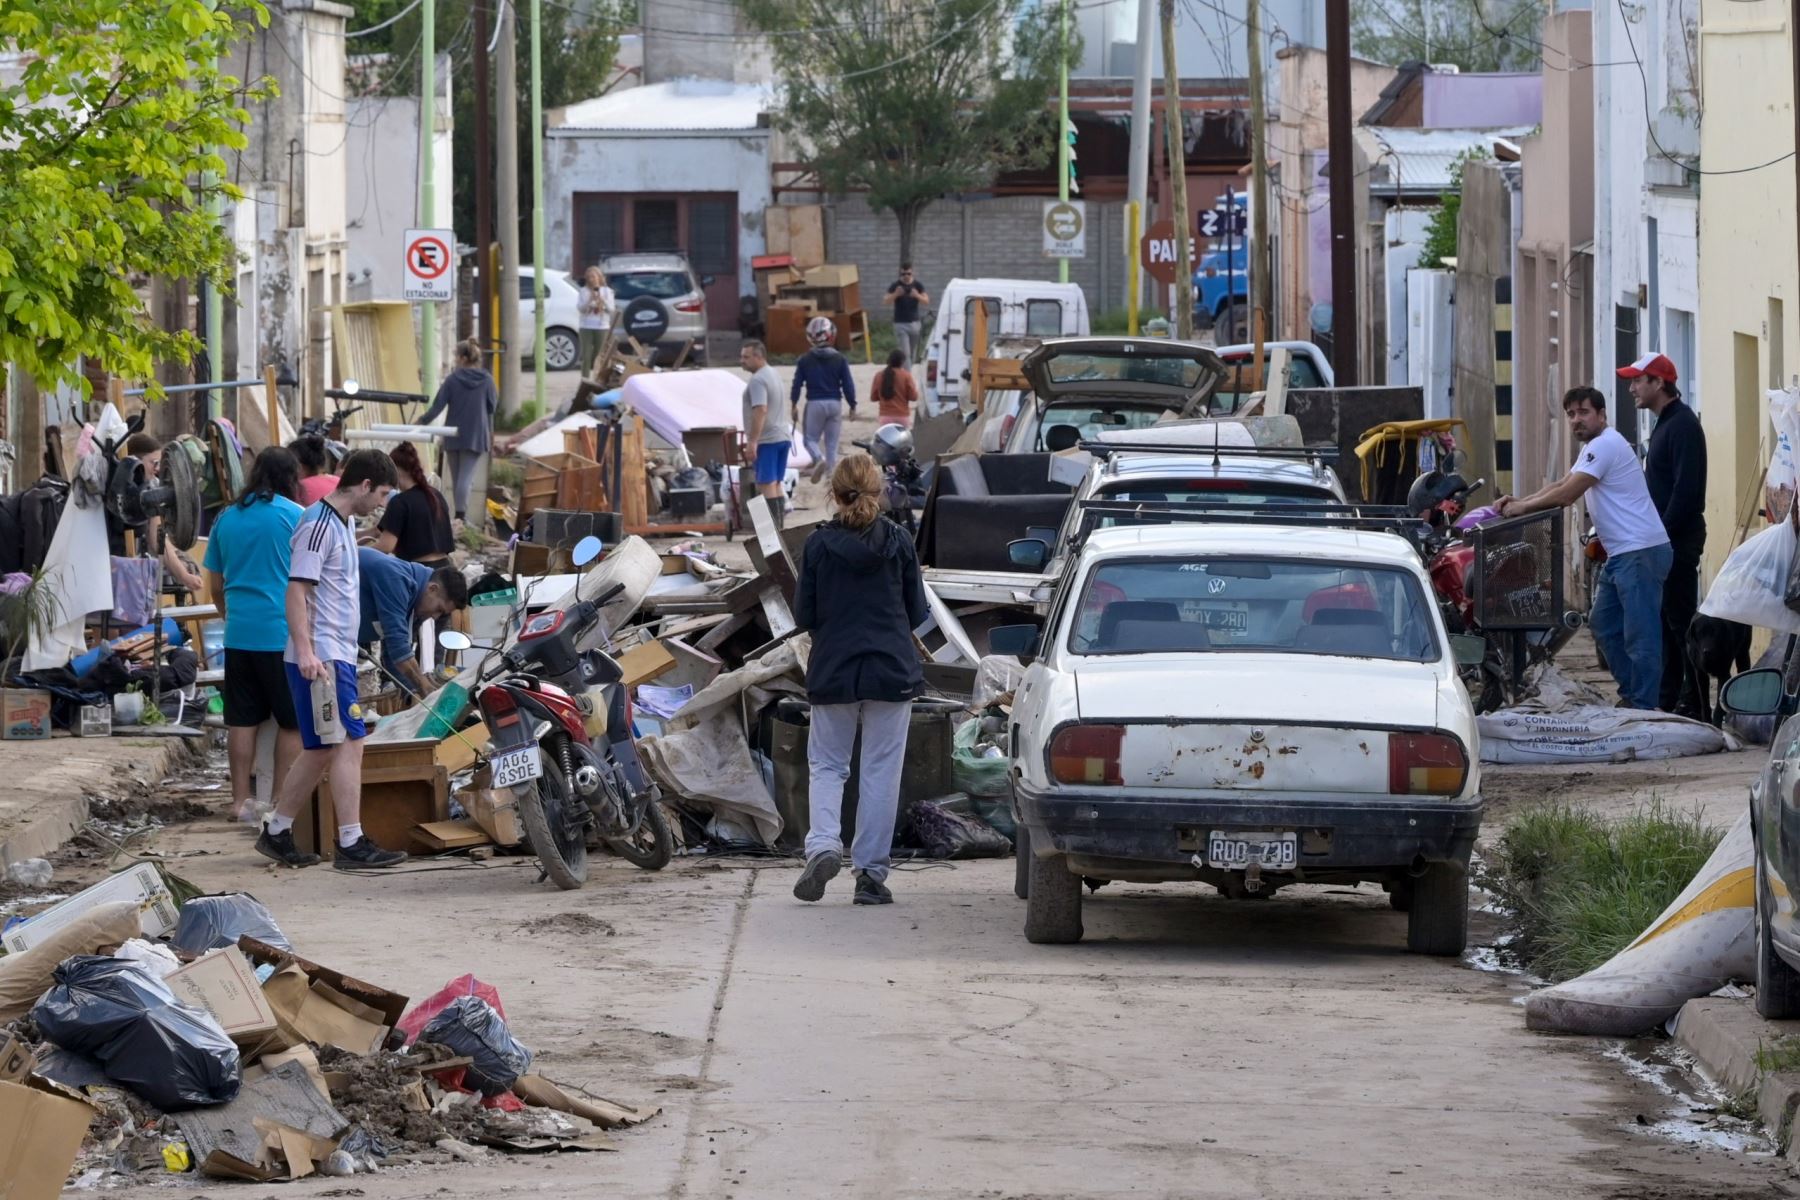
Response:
[1000,521,1483,954]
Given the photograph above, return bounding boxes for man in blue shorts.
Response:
[740,339,793,527]
[256,449,407,869]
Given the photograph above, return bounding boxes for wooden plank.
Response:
[412,820,493,851]
[621,414,649,531]
[747,496,798,605]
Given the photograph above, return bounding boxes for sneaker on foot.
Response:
[255,827,321,869]
[853,873,893,906]
[333,835,408,870]
[809,457,829,484]
[793,850,841,902]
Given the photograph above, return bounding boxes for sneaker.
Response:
[333,835,408,870]
[853,873,893,906]
[792,850,841,902]
[255,827,321,869]
[809,457,829,484]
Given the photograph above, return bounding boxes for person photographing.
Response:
[884,265,929,364]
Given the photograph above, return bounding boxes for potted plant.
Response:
[0,569,57,739]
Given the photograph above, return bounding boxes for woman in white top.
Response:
[578,265,614,375]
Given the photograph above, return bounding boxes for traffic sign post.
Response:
[1198,207,1248,239]
[1043,199,1087,259]
[403,228,454,302]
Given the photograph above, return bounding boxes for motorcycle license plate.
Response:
[491,745,543,789]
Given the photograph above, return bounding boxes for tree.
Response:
[742,0,1077,263]
[1419,150,1485,269]
[1352,0,1544,74]
[0,0,271,394]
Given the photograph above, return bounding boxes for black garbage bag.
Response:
[32,955,241,1111]
[907,796,1013,860]
[171,893,291,954]
[418,996,532,1096]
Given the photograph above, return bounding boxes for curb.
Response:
[1674,996,1800,1161]
[0,737,205,869]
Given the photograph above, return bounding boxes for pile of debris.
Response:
[0,878,657,1193]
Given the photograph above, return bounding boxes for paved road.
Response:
[123,807,1793,1200]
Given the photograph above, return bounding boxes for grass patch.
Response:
[1478,800,1722,982]
[1755,1036,1800,1075]
[488,458,523,490]
[497,400,543,434]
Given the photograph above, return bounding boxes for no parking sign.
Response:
[403,228,454,301]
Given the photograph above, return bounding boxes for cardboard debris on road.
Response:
[0,1035,99,1200]
[174,1058,349,1181]
[165,947,280,1053]
[0,862,176,954]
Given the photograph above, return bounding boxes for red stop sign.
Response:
[1138,219,1196,286]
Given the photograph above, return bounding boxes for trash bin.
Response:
[764,699,958,852]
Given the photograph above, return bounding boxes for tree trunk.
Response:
[895,201,929,268]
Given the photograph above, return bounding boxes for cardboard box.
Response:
[0,1036,98,1200]
[616,639,677,688]
[412,819,492,852]
[263,965,388,1055]
[167,948,280,1050]
[1047,447,1094,488]
[803,263,859,288]
[237,936,410,1031]
[1,688,51,740]
[434,720,492,776]
[1,862,178,954]
[464,785,523,846]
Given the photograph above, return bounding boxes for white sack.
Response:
[1478,705,1735,764]
[1770,387,1800,521]
[1699,521,1800,634]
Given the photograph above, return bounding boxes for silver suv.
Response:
[601,252,710,366]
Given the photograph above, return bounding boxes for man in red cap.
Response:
[1621,352,1707,714]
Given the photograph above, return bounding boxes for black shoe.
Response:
[792,850,841,902]
[853,873,893,906]
[255,827,321,869]
[333,835,408,870]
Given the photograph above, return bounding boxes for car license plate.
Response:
[491,745,543,789]
[1203,830,1297,871]
[1180,600,1249,633]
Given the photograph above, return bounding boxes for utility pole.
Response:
[1159,0,1194,340]
[1125,0,1154,327]
[1246,0,1270,373]
[530,0,547,416]
[1326,0,1358,385]
[497,0,521,418]
[1056,0,1070,285]
[474,0,493,361]
[420,0,439,395]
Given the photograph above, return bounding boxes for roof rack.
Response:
[1077,439,1339,461]
[1070,498,1430,554]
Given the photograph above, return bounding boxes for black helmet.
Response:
[1406,470,1469,526]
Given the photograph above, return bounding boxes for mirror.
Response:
[573,536,604,567]
[988,623,1042,658]
[438,630,472,652]
[1722,667,1785,717]
[341,378,360,396]
[1007,538,1050,572]
[1450,633,1487,667]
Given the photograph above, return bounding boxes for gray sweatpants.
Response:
[894,321,922,364]
[802,399,844,476]
[444,448,482,519]
[804,699,912,882]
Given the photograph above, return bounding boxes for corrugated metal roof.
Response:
[1355,125,1537,195]
[552,79,770,133]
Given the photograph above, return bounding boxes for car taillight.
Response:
[518,610,566,641]
[482,687,521,729]
[1049,724,1124,786]
[1388,732,1468,796]
[674,299,704,313]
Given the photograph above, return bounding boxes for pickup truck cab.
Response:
[1003,518,1483,955]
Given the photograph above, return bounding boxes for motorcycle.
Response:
[855,422,925,534]
[438,536,671,888]
[303,380,431,466]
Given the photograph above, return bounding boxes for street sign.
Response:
[1138,219,1196,286]
[1199,207,1249,239]
[403,228,454,302]
[1042,200,1086,259]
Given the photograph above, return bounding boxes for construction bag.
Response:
[1700,522,1800,633]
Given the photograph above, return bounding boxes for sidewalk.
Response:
[1676,997,1800,1161]
[0,733,204,869]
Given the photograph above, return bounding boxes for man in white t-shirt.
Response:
[1497,386,1673,710]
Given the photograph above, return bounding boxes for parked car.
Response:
[516,266,584,371]
[599,252,710,367]
[1208,340,1336,413]
[1719,669,1800,1017]
[1000,337,1226,454]
[999,517,1485,954]
[920,278,1091,415]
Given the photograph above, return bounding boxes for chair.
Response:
[1044,424,1082,452]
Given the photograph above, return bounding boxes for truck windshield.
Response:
[1069,557,1439,661]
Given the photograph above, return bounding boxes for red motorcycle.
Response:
[441,539,671,888]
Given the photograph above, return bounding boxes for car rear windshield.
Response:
[611,271,692,300]
[1031,405,1173,449]
[1045,352,1207,388]
[1069,557,1439,661]
[1100,480,1331,508]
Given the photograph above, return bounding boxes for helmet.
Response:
[868,423,913,469]
[1406,470,1470,527]
[806,316,837,347]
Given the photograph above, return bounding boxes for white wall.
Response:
[1074,0,1321,78]
[1383,207,1431,387]
[345,88,455,301]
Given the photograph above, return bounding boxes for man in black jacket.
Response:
[1621,353,1706,713]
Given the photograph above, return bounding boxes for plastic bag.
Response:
[1770,387,1800,522]
[951,719,1010,799]
[114,938,182,978]
[170,893,290,954]
[398,973,507,1046]
[32,955,241,1111]
[1698,522,1800,634]
[907,796,1012,860]
[418,996,532,1096]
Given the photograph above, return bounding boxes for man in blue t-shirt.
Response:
[203,448,304,822]
[356,547,469,695]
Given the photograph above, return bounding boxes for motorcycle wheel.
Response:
[520,746,589,889]
[606,791,673,871]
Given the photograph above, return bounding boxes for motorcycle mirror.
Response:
[573,536,603,567]
[438,630,473,652]
[341,378,361,396]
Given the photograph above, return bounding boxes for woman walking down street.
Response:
[419,338,498,526]
[792,454,928,906]
[374,441,455,567]
[873,348,918,429]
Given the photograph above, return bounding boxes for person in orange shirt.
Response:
[872,349,918,429]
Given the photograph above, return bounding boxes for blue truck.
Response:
[1193,240,1249,343]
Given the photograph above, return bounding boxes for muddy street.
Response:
[22,749,1783,1200]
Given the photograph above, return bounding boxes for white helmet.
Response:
[806,316,836,347]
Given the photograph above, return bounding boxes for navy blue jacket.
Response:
[1645,398,1706,547]
[789,347,857,407]
[795,517,928,704]
[357,548,432,672]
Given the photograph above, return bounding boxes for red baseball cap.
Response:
[1618,353,1678,383]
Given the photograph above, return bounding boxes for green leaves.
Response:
[0,0,272,394]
